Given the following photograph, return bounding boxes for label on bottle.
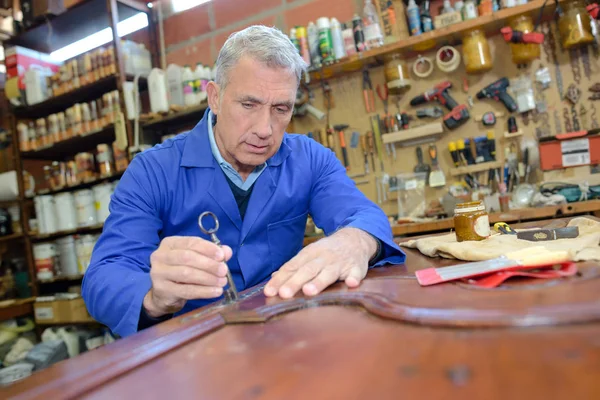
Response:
[183,80,194,95]
[318,29,334,63]
[474,215,491,238]
[422,17,433,33]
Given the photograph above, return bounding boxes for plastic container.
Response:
[407,0,422,36]
[56,236,79,276]
[509,15,541,64]
[462,29,493,74]
[384,53,412,95]
[148,68,169,113]
[74,189,98,227]
[453,200,490,242]
[363,0,384,47]
[182,65,196,107]
[558,0,594,50]
[93,183,113,223]
[36,195,58,234]
[166,64,184,107]
[54,192,78,231]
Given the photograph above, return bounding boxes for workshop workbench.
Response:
[302,200,600,246]
[4,217,600,399]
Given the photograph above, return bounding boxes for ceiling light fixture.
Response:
[50,12,149,62]
[172,0,212,13]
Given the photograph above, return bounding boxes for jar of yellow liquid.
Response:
[453,200,490,242]
[509,15,541,64]
[559,0,594,50]
[462,29,493,74]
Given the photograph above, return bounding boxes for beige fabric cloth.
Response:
[400,217,600,262]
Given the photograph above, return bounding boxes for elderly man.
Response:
[82,25,405,337]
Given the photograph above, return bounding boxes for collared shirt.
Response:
[207,110,266,191]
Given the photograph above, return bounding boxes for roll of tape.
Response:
[412,55,434,78]
[436,46,461,73]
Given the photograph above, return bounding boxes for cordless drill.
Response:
[410,81,469,130]
[476,77,518,113]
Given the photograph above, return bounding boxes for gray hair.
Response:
[215,25,308,90]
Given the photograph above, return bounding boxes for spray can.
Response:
[296,26,311,66]
[330,18,346,60]
[352,14,366,52]
[421,1,433,33]
[342,23,357,56]
[407,0,422,36]
[307,21,321,67]
[289,28,300,54]
[317,17,334,64]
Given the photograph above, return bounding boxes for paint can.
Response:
[74,189,98,227]
[33,243,57,280]
[54,192,78,231]
[92,183,113,223]
[76,234,97,274]
[36,195,58,234]
[56,235,79,276]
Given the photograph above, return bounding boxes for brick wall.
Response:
[162,0,364,67]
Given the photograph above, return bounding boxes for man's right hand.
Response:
[143,236,233,318]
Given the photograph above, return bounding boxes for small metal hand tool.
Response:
[198,211,239,303]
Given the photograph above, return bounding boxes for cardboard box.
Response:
[4,46,61,90]
[374,0,409,43]
[34,297,94,324]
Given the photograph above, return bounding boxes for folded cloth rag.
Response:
[400,217,600,262]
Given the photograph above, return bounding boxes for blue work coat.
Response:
[82,109,405,337]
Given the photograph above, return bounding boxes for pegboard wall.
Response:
[291,21,600,217]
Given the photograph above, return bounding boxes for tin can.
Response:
[74,189,98,227]
[54,192,78,231]
[33,243,57,280]
[76,234,98,274]
[317,17,334,64]
[56,236,79,276]
[93,183,113,223]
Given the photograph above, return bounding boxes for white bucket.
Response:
[54,192,78,231]
[56,236,79,276]
[74,189,97,227]
[33,242,57,279]
[92,183,113,223]
[36,195,57,234]
[76,234,97,274]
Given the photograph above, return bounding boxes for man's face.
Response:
[207,56,297,174]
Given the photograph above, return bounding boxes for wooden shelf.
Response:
[382,123,444,147]
[38,274,84,284]
[0,233,23,242]
[30,223,104,242]
[0,297,35,322]
[142,103,208,131]
[5,0,146,53]
[392,200,600,237]
[35,171,124,197]
[309,0,565,82]
[449,161,503,177]
[21,125,115,161]
[12,76,119,119]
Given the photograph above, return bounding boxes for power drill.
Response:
[410,81,469,130]
[476,77,518,113]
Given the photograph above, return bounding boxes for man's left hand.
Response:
[264,227,378,299]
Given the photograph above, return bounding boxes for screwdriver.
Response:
[367,131,376,171]
[360,134,370,174]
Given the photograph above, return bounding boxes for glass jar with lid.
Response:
[559,0,594,49]
[509,15,541,64]
[384,53,412,95]
[453,200,490,242]
[462,29,493,74]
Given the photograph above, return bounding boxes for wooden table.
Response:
[4,218,600,399]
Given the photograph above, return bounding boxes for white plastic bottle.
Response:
[442,0,454,14]
[148,68,169,113]
[194,63,205,104]
[182,65,195,107]
[166,64,184,107]
[406,0,422,36]
[363,0,384,48]
[330,18,346,60]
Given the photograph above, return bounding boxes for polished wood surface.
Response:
[4,218,600,399]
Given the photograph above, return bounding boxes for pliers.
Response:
[363,70,375,113]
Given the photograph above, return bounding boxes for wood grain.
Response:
[4,217,600,399]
